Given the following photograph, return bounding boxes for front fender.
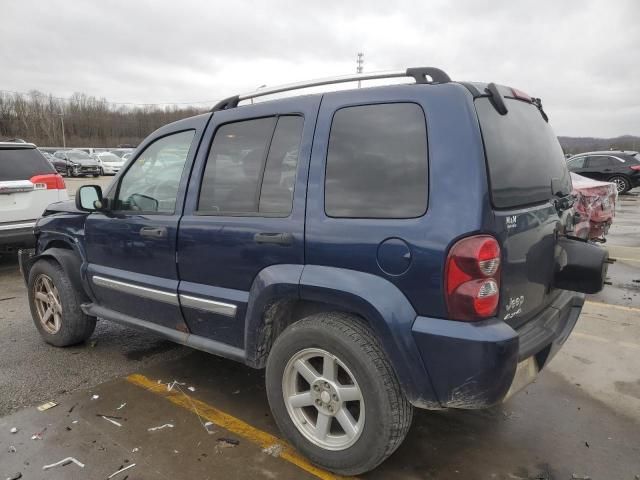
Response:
[298,265,439,408]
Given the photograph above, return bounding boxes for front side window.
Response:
[325,103,428,218]
[567,157,585,169]
[198,115,303,216]
[115,130,194,213]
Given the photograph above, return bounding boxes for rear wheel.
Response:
[266,312,413,475]
[27,259,96,347]
[608,175,630,194]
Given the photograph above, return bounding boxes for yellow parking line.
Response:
[584,301,640,313]
[126,374,350,480]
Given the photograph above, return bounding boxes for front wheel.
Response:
[27,259,96,347]
[266,312,413,475]
[66,167,74,178]
[608,175,631,194]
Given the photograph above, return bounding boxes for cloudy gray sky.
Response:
[2,0,638,137]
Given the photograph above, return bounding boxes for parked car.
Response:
[0,142,67,253]
[52,149,101,177]
[570,172,617,241]
[19,68,609,475]
[93,152,125,175]
[40,151,56,165]
[566,150,640,194]
[108,148,134,158]
[122,152,133,161]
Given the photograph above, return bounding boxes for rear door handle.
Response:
[139,226,167,238]
[253,232,293,246]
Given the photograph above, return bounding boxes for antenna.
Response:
[356,52,364,88]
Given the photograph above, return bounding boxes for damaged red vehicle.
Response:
[570,172,617,241]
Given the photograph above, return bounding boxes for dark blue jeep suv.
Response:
[19,67,608,475]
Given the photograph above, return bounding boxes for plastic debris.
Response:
[6,472,22,480]
[167,380,186,392]
[101,416,123,427]
[31,427,47,440]
[131,447,139,453]
[91,394,99,400]
[262,444,283,457]
[8,446,17,453]
[37,401,57,412]
[217,437,239,448]
[188,386,196,392]
[204,421,216,434]
[107,463,136,479]
[72,420,78,424]
[10,427,17,434]
[42,457,85,470]
[116,402,127,410]
[147,423,174,432]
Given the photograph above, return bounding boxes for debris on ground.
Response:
[72,420,78,424]
[100,415,123,427]
[262,444,283,457]
[215,437,240,453]
[36,401,57,412]
[167,380,186,392]
[5,472,22,480]
[91,394,99,400]
[9,427,17,434]
[30,427,47,440]
[131,447,139,453]
[116,402,127,410]
[188,386,196,392]
[42,457,85,470]
[204,421,216,435]
[147,423,174,432]
[107,463,136,479]
[8,445,17,453]
[232,390,240,394]
[68,403,78,413]
[571,475,591,480]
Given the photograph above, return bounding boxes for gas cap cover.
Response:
[377,238,412,276]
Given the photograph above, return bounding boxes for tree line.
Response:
[0,90,205,148]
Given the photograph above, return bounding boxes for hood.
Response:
[72,158,99,166]
[41,199,85,216]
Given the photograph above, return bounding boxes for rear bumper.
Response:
[0,221,36,248]
[410,291,584,409]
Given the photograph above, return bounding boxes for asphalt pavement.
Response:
[0,181,638,479]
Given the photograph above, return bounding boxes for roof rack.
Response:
[211,67,451,112]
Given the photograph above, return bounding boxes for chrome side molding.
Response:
[179,294,237,318]
[92,276,179,305]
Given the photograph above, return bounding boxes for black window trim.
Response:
[323,100,429,220]
[110,128,196,216]
[195,113,304,218]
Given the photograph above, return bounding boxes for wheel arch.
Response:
[22,246,89,301]
[244,264,440,407]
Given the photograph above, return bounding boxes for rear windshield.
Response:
[0,148,55,181]
[475,98,571,209]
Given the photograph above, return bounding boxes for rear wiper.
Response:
[531,97,549,122]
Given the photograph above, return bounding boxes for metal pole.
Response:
[59,113,66,148]
[356,52,364,88]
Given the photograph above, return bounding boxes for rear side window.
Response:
[325,103,428,218]
[198,115,303,216]
[567,157,585,169]
[476,98,571,209]
[0,148,55,181]
[586,156,614,168]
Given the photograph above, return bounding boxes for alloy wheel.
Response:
[33,274,63,334]
[282,347,365,450]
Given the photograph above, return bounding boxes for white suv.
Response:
[0,142,68,253]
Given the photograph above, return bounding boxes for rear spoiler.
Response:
[460,82,549,122]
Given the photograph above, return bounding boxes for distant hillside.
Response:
[559,135,640,155]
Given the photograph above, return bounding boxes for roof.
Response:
[0,142,36,149]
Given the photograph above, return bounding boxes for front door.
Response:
[177,96,320,348]
[84,124,202,331]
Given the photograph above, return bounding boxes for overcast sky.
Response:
[1,0,638,137]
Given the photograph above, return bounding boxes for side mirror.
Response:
[76,185,104,212]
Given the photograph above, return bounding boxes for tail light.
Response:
[445,235,501,321]
[630,165,640,171]
[30,174,66,190]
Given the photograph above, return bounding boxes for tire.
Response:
[99,168,104,176]
[93,173,100,177]
[608,175,631,194]
[27,259,96,347]
[266,312,413,475]
[66,167,74,178]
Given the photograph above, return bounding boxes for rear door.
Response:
[475,94,574,329]
[177,97,319,348]
[85,120,203,331]
[583,155,616,181]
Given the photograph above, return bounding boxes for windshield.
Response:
[67,150,91,160]
[475,97,572,209]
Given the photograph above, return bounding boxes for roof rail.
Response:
[211,66,451,112]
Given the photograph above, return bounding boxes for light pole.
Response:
[356,52,364,88]
[58,112,66,148]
